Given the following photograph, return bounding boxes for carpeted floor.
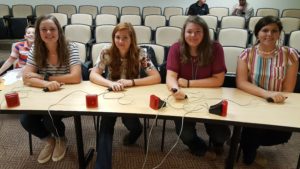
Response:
[0,114,299,169]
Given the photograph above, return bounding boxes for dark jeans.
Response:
[241,127,292,153]
[20,114,66,139]
[174,120,231,153]
[95,116,142,169]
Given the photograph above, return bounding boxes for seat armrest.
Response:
[27,15,35,25]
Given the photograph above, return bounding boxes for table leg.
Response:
[143,118,147,153]
[226,126,242,169]
[74,115,95,169]
[297,152,300,169]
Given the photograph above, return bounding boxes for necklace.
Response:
[258,45,278,55]
[191,57,198,80]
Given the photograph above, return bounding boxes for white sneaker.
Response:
[52,137,67,162]
[37,137,55,164]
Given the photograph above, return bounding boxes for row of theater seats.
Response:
[1,4,300,21]
[64,17,299,52]
[1,4,299,82]
[78,29,300,81]
[1,4,300,39]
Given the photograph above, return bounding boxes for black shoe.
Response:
[243,148,257,165]
[191,149,207,157]
[190,139,208,157]
[123,131,142,146]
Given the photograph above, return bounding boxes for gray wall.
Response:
[2,0,300,14]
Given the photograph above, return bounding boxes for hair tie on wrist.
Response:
[132,79,135,86]
[187,80,190,88]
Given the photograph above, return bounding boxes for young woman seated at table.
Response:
[236,15,299,165]
[21,14,81,164]
[166,15,231,157]
[89,22,160,169]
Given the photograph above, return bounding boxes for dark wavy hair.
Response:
[179,15,213,66]
[254,16,283,45]
[34,14,69,67]
[108,22,140,81]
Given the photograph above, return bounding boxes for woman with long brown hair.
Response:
[21,14,81,164]
[90,22,160,169]
[166,15,230,157]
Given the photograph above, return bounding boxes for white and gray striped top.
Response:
[27,42,81,75]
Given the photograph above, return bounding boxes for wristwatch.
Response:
[171,88,178,93]
[44,72,52,81]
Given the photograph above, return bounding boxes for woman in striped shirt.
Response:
[236,16,299,165]
[21,15,81,164]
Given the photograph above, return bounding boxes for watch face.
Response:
[44,74,48,81]
[44,72,52,81]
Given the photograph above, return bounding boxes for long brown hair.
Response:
[108,22,140,80]
[34,14,69,67]
[180,15,213,66]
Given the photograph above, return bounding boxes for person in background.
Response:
[90,22,160,169]
[231,0,254,21]
[187,0,209,16]
[166,15,230,157]
[21,15,82,164]
[236,16,299,165]
[0,25,35,75]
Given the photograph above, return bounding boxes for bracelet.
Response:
[187,80,190,88]
[44,72,52,81]
[132,79,135,86]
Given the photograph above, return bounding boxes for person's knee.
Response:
[20,114,33,129]
[43,115,63,127]
[277,131,292,143]
[260,131,292,146]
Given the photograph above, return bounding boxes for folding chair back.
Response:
[169,15,188,29]
[79,5,98,19]
[120,15,141,25]
[95,14,117,26]
[35,5,55,18]
[95,25,115,43]
[71,13,93,26]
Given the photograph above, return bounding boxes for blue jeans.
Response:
[20,114,66,139]
[174,120,230,153]
[95,116,142,169]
